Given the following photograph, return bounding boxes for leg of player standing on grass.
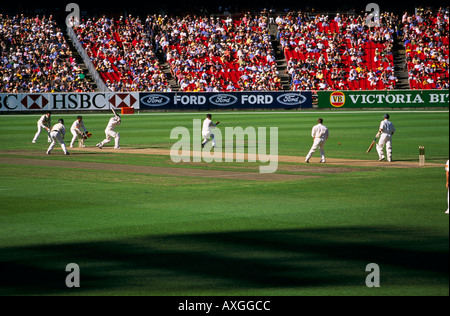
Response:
[376,134,387,161]
[70,129,83,148]
[114,132,120,149]
[48,131,69,155]
[306,138,320,162]
[202,132,215,148]
[97,130,120,149]
[319,141,326,163]
[446,160,449,214]
[33,123,45,143]
[385,136,393,162]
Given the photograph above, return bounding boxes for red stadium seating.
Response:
[278,13,398,91]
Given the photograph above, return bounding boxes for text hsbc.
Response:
[51,94,108,109]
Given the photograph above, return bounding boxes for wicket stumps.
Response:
[419,146,425,166]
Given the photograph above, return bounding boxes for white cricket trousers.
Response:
[99,129,120,149]
[70,129,85,148]
[47,131,68,154]
[447,188,449,214]
[33,124,50,143]
[377,133,392,161]
[306,138,326,162]
[202,132,216,147]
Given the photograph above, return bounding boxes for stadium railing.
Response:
[66,26,111,92]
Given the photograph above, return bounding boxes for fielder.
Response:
[96,114,121,149]
[446,159,449,214]
[70,116,88,148]
[32,111,52,143]
[305,118,329,163]
[47,119,70,155]
[376,114,396,162]
[201,114,220,148]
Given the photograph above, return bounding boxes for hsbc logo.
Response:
[109,93,138,108]
[21,95,49,110]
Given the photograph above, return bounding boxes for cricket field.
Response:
[0,110,448,296]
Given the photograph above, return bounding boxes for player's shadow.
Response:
[0,226,448,295]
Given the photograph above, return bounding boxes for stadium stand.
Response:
[0,6,448,93]
[0,14,94,93]
[277,11,399,91]
[402,7,449,90]
[73,15,171,92]
[159,14,283,91]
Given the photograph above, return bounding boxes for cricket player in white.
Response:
[305,118,329,163]
[445,160,449,214]
[47,119,70,155]
[32,111,52,143]
[376,114,396,162]
[70,116,88,148]
[201,114,220,148]
[96,114,121,149]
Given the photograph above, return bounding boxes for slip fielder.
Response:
[47,119,70,155]
[32,111,52,143]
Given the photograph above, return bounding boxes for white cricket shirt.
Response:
[311,123,329,140]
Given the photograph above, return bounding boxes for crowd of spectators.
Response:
[402,7,449,89]
[157,14,282,91]
[1,9,448,93]
[277,11,399,91]
[0,14,94,93]
[73,15,171,92]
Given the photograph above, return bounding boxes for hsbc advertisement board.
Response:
[139,92,313,110]
[0,93,139,112]
[0,91,312,112]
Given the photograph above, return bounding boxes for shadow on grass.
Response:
[0,226,448,295]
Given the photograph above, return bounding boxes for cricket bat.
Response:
[111,107,117,116]
[366,136,377,153]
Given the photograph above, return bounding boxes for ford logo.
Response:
[140,94,171,107]
[209,94,238,106]
[277,93,307,105]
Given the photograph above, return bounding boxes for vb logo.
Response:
[330,91,346,107]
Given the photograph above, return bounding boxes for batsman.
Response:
[375,113,396,162]
[96,109,121,149]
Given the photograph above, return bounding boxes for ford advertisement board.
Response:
[139,92,313,110]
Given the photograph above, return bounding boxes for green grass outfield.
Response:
[0,110,448,296]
